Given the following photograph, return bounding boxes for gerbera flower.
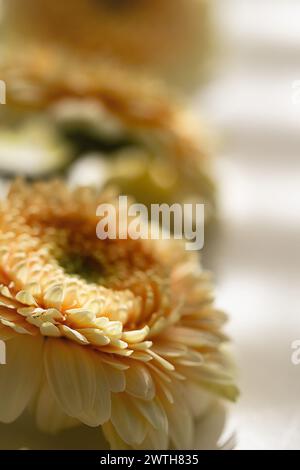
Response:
[0,46,216,220]
[0,180,237,449]
[3,0,214,90]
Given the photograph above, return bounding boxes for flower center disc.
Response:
[58,251,105,284]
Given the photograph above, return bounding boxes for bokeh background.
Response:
[199,0,300,450]
[0,0,299,450]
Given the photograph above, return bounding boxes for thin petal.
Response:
[102,421,131,450]
[162,386,194,450]
[125,362,155,400]
[110,393,148,446]
[45,338,96,425]
[0,335,43,423]
[34,379,80,434]
[185,382,213,418]
[136,426,169,450]
[84,353,111,426]
[102,362,126,393]
[132,396,168,434]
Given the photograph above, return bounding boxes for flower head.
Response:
[0,46,216,219]
[3,0,214,90]
[0,180,237,449]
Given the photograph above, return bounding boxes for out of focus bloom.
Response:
[0,180,237,449]
[0,120,71,178]
[0,47,216,220]
[3,0,214,91]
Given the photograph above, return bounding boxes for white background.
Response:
[198,0,300,450]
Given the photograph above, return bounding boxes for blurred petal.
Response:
[34,379,80,434]
[110,393,147,446]
[0,335,43,422]
[45,339,96,425]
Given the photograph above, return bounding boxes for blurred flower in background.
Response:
[0,45,216,221]
[2,0,214,92]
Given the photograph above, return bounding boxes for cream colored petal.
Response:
[66,309,96,327]
[180,364,239,402]
[35,379,80,434]
[82,353,111,426]
[104,321,123,338]
[153,377,174,405]
[130,341,153,351]
[175,349,203,367]
[198,379,239,402]
[162,388,194,450]
[132,396,168,434]
[110,393,148,446]
[0,318,33,335]
[102,421,131,450]
[0,286,13,299]
[18,306,41,317]
[43,308,64,322]
[162,326,221,348]
[184,382,213,419]
[101,347,132,357]
[23,282,42,298]
[40,322,62,338]
[110,339,128,350]
[94,317,110,328]
[122,326,149,344]
[136,426,169,450]
[130,350,152,362]
[15,290,38,306]
[45,339,96,423]
[102,363,126,393]
[125,363,155,401]
[147,350,175,371]
[147,362,172,384]
[77,328,110,346]
[44,285,65,310]
[13,261,30,284]
[101,356,129,371]
[59,325,89,345]
[0,335,43,423]
[152,343,188,358]
[0,296,19,310]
